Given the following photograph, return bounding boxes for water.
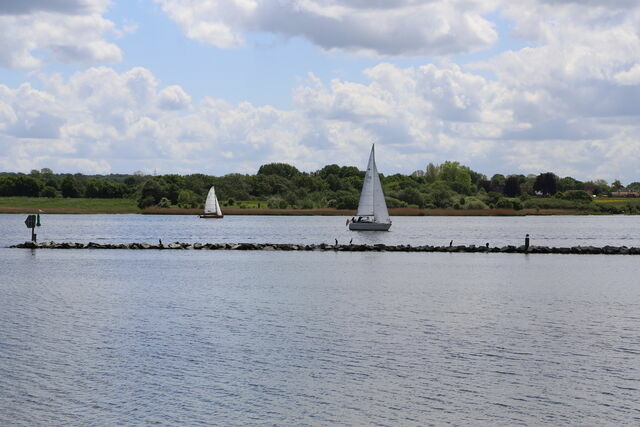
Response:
[1,214,640,425]
[1,213,640,248]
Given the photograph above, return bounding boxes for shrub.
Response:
[512,199,523,211]
[177,190,200,208]
[385,196,408,208]
[495,199,514,209]
[559,190,592,201]
[157,197,171,208]
[335,194,359,210]
[298,198,314,209]
[465,199,489,210]
[137,195,156,209]
[267,197,288,209]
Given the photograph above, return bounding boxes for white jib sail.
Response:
[204,186,222,215]
[356,145,390,223]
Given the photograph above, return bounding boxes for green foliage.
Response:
[1,160,634,215]
[177,189,200,208]
[557,176,583,192]
[512,199,523,211]
[257,163,300,179]
[439,161,474,195]
[464,198,489,210]
[495,198,514,209]
[524,197,591,210]
[503,176,521,197]
[398,187,424,207]
[267,197,288,209]
[385,196,408,208]
[427,181,454,208]
[533,172,558,196]
[138,178,164,207]
[157,197,172,208]
[335,193,359,210]
[61,175,80,198]
[41,186,58,198]
[0,176,43,197]
[138,195,156,209]
[558,190,592,201]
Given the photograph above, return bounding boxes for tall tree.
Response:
[503,176,521,197]
[61,175,80,198]
[533,172,558,196]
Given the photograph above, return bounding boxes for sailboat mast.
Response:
[371,144,375,221]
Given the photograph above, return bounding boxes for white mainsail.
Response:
[356,145,390,224]
[203,186,222,216]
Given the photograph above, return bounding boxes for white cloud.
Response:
[4,1,640,181]
[157,86,192,110]
[154,0,499,56]
[3,60,640,181]
[0,0,121,68]
[0,0,108,15]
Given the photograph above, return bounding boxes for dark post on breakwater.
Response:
[10,241,640,255]
[24,214,38,243]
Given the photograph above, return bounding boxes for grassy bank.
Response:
[0,197,139,213]
[0,197,584,216]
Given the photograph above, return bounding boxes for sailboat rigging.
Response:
[348,144,391,231]
[200,186,224,218]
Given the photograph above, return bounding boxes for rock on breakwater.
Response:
[10,241,640,255]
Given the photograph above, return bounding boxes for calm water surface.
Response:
[1,214,639,425]
[1,213,640,247]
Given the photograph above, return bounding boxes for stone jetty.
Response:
[9,241,640,255]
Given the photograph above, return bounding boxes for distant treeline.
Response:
[1,163,639,213]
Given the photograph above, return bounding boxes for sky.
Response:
[1,0,640,182]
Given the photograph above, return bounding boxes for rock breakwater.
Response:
[10,241,640,255]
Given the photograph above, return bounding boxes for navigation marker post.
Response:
[24,214,39,242]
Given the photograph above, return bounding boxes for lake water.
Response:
[1,214,639,425]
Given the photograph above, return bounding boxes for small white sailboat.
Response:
[348,144,392,231]
[200,186,224,218]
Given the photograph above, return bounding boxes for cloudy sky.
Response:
[1,0,640,181]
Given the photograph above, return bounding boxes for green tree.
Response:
[137,178,164,207]
[533,172,558,196]
[398,187,424,207]
[427,181,454,208]
[503,176,521,197]
[61,175,80,198]
[439,161,473,195]
[335,195,358,210]
[557,176,583,192]
[177,189,200,208]
[425,162,440,183]
[257,163,300,179]
[41,186,57,198]
[490,174,505,192]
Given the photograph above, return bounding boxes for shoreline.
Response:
[0,206,587,216]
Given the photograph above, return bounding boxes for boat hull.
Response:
[349,222,391,231]
[199,214,224,219]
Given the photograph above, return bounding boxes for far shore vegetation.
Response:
[2,163,640,215]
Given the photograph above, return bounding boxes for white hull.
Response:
[349,222,391,231]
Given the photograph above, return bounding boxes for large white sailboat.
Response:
[200,186,224,218]
[348,144,392,231]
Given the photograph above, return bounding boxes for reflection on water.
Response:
[1,248,639,425]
